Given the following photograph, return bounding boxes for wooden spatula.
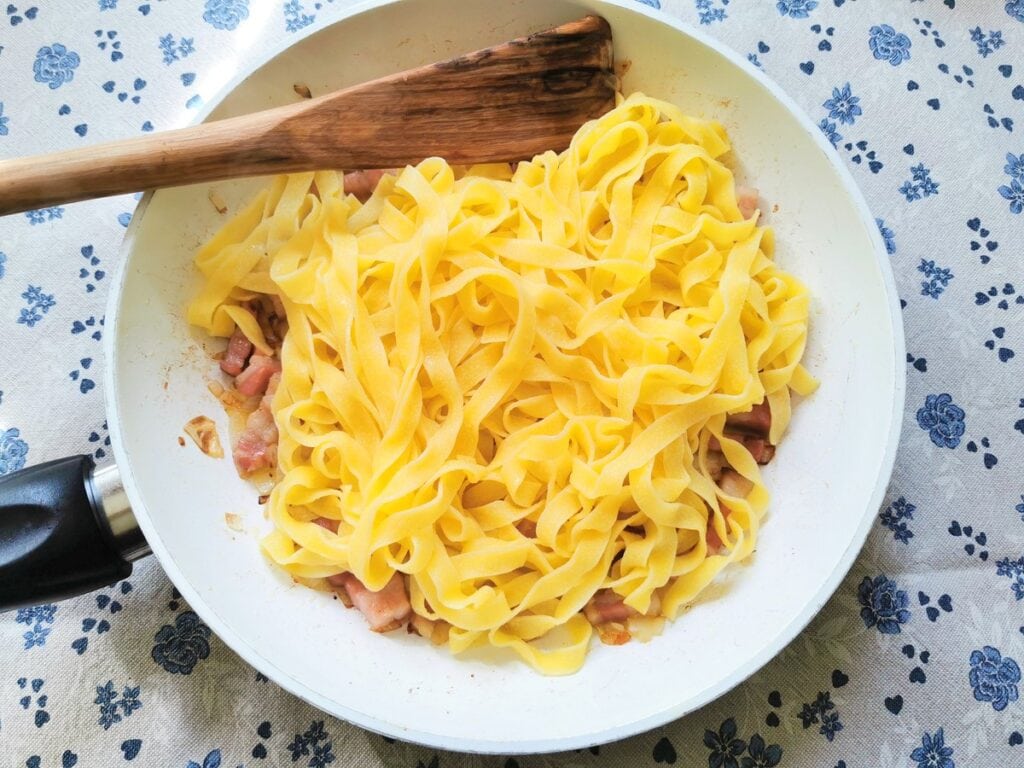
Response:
[0,15,614,216]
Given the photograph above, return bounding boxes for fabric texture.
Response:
[1,1,1022,766]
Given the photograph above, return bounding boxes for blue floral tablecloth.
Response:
[1,1,1023,766]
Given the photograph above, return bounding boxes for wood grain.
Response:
[0,15,614,216]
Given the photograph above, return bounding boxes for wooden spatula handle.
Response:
[0,109,315,216]
[0,15,614,217]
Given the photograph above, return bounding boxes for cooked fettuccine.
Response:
[188,93,815,674]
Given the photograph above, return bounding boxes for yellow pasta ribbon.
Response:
[189,93,816,675]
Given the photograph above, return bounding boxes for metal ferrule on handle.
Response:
[0,457,149,611]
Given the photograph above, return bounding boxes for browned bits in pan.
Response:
[183,415,224,458]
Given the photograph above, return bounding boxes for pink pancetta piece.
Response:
[220,328,253,376]
[725,401,771,437]
[342,169,390,203]
[737,185,760,220]
[332,572,412,633]
[234,355,281,397]
[232,410,276,475]
[313,517,339,534]
[232,375,280,476]
[584,588,637,626]
[742,438,775,465]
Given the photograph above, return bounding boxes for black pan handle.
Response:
[0,456,150,611]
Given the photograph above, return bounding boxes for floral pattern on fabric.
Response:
[1,1,1023,766]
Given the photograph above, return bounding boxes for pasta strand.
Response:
[190,93,815,674]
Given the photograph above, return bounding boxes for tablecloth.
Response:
[1,0,1023,766]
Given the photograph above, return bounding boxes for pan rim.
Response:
[104,0,906,753]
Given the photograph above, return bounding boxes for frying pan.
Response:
[0,0,905,753]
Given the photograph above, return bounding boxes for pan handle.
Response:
[0,456,150,611]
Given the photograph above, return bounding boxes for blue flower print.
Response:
[283,0,315,32]
[94,680,143,729]
[287,733,310,762]
[203,0,249,31]
[900,181,922,202]
[823,83,862,126]
[695,0,727,25]
[971,28,1005,58]
[33,44,81,90]
[159,34,196,65]
[187,750,222,768]
[797,702,819,728]
[918,260,953,299]
[912,164,932,184]
[812,691,834,715]
[869,24,911,66]
[996,557,1024,600]
[25,206,63,225]
[16,603,56,649]
[740,735,782,768]
[703,718,747,768]
[99,0,117,8]
[818,119,842,147]
[21,285,55,313]
[1005,153,1024,182]
[1016,495,1024,522]
[858,574,910,634]
[1008,1,1024,24]
[18,285,56,328]
[1000,180,1024,215]
[635,0,661,7]
[0,102,9,136]
[120,685,142,716]
[877,218,896,254]
[15,604,56,625]
[969,646,1020,711]
[288,720,335,768]
[916,394,965,449]
[911,729,954,768]
[898,164,939,202]
[0,427,29,475]
[95,680,121,729]
[95,681,116,706]
[776,0,817,19]
[819,710,843,741]
[152,611,212,674]
[880,496,915,543]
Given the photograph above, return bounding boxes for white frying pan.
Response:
[0,0,904,753]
